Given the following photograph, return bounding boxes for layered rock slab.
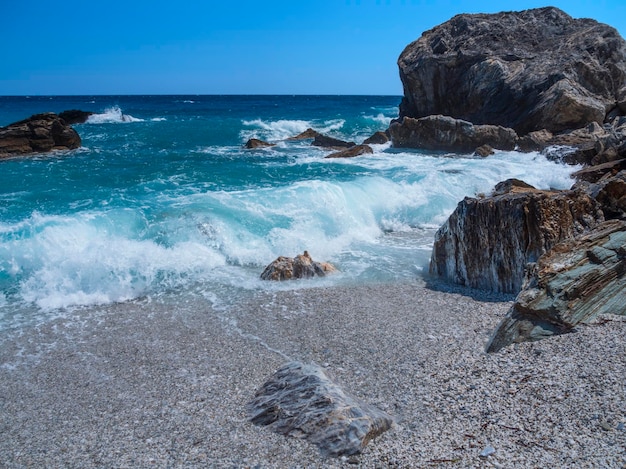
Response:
[429,180,603,293]
[397,7,626,135]
[486,220,626,352]
[0,113,81,158]
[247,361,393,457]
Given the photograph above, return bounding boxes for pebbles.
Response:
[0,280,624,467]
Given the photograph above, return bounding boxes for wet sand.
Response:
[1,280,624,468]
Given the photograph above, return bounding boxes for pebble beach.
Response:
[1,279,624,468]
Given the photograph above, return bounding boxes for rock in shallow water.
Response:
[260,251,337,281]
[247,361,393,457]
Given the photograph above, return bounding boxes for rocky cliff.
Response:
[397,7,626,136]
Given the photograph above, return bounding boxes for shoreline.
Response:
[1,280,624,467]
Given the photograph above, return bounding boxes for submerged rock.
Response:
[397,7,626,135]
[430,180,603,293]
[0,113,81,158]
[363,131,390,145]
[389,115,517,153]
[486,220,626,352]
[247,361,393,457]
[260,251,337,281]
[311,134,356,150]
[244,138,276,149]
[325,144,373,159]
[286,128,321,140]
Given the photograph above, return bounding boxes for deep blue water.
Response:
[0,95,580,327]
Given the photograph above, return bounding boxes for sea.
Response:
[0,95,581,330]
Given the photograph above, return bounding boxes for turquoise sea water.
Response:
[0,95,580,328]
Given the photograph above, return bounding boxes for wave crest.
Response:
[86,106,143,124]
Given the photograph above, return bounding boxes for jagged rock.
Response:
[260,251,337,281]
[363,131,390,145]
[0,113,81,158]
[581,170,626,220]
[486,220,626,352]
[430,180,604,293]
[247,361,393,457]
[572,159,626,183]
[286,128,321,140]
[389,115,518,153]
[311,134,356,150]
[474,144,494,157]
[325,144,373,159]
[58,109,94,124]
[245,138,276,149]
[397,7,626,135]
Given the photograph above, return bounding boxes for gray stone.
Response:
[486,220,626,352]
[247,361,393,457]
[397,7,626,135]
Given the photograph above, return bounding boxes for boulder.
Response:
[0,113,81,158]
[311,134,356,150]
[286,128,321,140]
[397,7,626,136]
[572,159,626,183]
[58,109,94,124]
[247,361,393,457]
[325,144,373,159]
[486,220,626,352]
[260,251,337,281]
[363,131,390,145]
[245,138,276,149]
[389,115,518,153]
[581,170,626,220]
[474,144,494,157]
[430,180,604,293]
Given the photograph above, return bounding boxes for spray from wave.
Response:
[86,106,143,124]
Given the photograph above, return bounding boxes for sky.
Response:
[1,0,625,96]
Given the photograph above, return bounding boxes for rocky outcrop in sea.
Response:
[0,113,81,158]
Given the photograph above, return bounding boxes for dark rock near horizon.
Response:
[397,7,626,136]
[430,180,604,293]
[244,138,276,149]
[260,251,337,281]
[486,220,626,352]
[311,134,356,150]
[389,115,518,153]
[325,144,373,159]
[0,113,81,158]
[247,361,393,457]
[286,128,321,140]
[58,109,94,125]
[363,131,390,145]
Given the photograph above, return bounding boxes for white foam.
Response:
[86,106,143,124]
[240,118,345,142]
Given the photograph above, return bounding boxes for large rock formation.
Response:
[389,115,517,152]
[260,251,337,281]
[430,180,604,293]
[397,7,626,136]
[486,220,626,352]
[247,362,393,457]
[0,113,81,158]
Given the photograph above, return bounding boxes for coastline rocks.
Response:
[0,113,81,158]
[286,128,321,140]
[260,251,337,281]
[244,138,276,149]
[430,180,603,293]
[397,7,626,135]
[247,361,393,457]
[58,109,94,125]
[486,220,626,352]
[389,115,517,153]
[363,131,390,145]
[312,134,356,150]
[325,144,373,159]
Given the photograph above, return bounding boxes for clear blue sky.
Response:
[2,0,624,95]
